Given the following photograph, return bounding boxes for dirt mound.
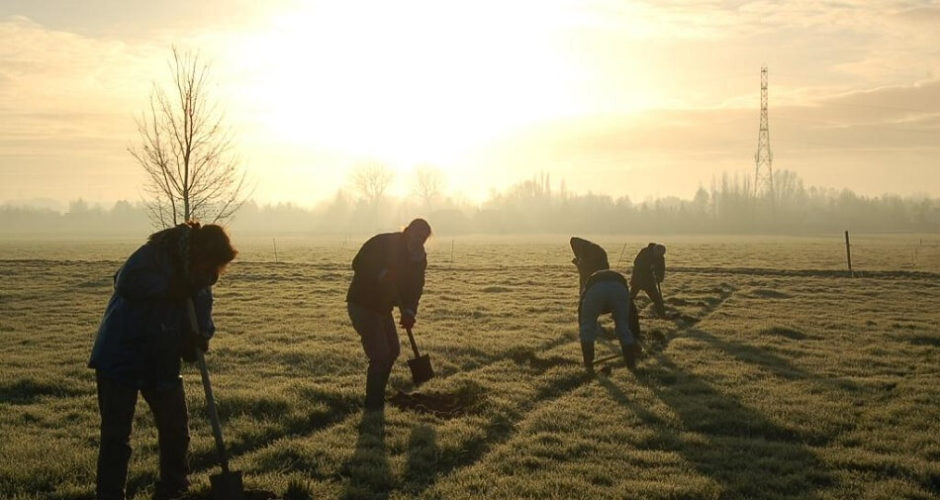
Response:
[388,386,484,419]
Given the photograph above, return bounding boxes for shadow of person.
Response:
[598,348,833,499]
[340,411,392,500]
[402,424,440,494]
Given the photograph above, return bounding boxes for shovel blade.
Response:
[407,355,435,386]
[210,470,245,500]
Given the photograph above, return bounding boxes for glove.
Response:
[399,312,416,330]
[179,329,209,363]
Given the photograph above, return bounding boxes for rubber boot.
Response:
[580,341,595,376]
[364,369,390,412]
[620,340,638,372]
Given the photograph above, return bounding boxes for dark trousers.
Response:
[347,302,400,375]
[631,283,665,317]
[348,302,399,410]
[579,280,635,345]
[95,372,190,500]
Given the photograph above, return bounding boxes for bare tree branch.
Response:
[350,161,394,208]
[413,165,445,211]
[128,46,251,227]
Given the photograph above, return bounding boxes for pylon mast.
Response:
[754,65,775,204]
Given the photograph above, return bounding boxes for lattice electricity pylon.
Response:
[754,65,775,205]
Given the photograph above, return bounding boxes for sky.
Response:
[1,0,939,208]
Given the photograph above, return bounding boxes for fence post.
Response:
[844,230,854,277]
[617,242,628,264]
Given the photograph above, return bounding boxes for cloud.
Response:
[2,3,939,203]
[470,78,940,198]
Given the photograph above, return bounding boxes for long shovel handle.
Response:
[186,299,231,475]
[594,353,621,366]
[405,326,421,359]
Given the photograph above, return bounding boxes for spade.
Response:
[405,326,434,386]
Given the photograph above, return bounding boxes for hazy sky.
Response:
[2,0,939,207]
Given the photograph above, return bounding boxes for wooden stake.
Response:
[844,230,853,277]
[273,238,279,264]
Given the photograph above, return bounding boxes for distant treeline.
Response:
[2,170,938,235]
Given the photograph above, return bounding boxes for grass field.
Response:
[1,234,938,499]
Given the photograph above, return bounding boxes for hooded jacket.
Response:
[89,231,214,390]
[631,243,666,290]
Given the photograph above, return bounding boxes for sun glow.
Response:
[223,1,589,172]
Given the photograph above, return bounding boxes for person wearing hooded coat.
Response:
[630,243,667,317]
[88,222,237,500]
[570,237,641,373]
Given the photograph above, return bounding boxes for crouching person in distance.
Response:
[347,218,431,412]
[88,222,237,500]
[570,237,640,374]
[630,242,667,318]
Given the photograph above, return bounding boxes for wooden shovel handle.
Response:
[406,326,421,358]
[186,299,231,474]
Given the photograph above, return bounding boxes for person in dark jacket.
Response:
[570,237,640,373]
[347,218,431,411]
[630,243,666,317]
[88,222,237,500]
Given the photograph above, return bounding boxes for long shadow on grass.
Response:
[188,324,584,479]
[401,424,441,494]
[340,412,392,500]
[187,386,361,476]
[0,377,88,404]
[690,328,861,399]
[392,368,592,498]
[600,351,834,499]
[368,295,689,497]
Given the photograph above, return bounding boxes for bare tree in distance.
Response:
[129,46,249,228]
[413,165,445,212]
[350,160,394,209]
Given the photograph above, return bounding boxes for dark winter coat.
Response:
[631,244,665,290]
[346,232,426,315]
[89,239,214,391]
[570,237,611,294]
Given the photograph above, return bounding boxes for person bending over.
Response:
[89,222,237,500]
[570,237,640,374]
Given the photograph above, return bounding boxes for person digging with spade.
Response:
[570,237,641,375]
[630,242,667,318]
[88,221,237,500]
[347,218,431,412]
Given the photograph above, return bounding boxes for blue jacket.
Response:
[89,241,214,390]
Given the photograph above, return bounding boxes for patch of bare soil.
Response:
[388,387,484,419]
